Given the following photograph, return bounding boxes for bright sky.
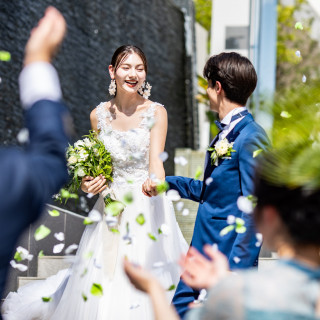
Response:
[308,0,320,17]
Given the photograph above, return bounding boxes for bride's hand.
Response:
[81,175,107,195]
[142,178,158,197]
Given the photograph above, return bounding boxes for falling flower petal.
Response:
[205,177,213,185]
[182,208,190,216]
[17,128,29,144]
[136,213,145,225]
[130,303,140,309]
[220,225,235,236]
[53,243,65,254]
[194,166,203,180]
[280,111,292,118]
[0,51,11,61]
[14,247,33,262]
[253,149,263,158]
[110,228,120,234]
[87,193,94,199]
[233,256,241,264]
[156,181,169,194]
[90,283,103,297]
[152,261,165,268]
[159,151,169,162]
[82,293,88,302]
[105,201,125,216]
[198,289,207,302]
[123,192,134,205]
[93,258,102,269]
[166,190,181,201]
[147,233,157,241]
[295,21,303,30]
[34,225,51,241]
[89,209,102,222]
[83,218,93,225]
[176,201,184,211]
[38,250,44,257]
[159,224,170,236]
[42,297,52,302]
[174,156,188,166]
[255,233,263,247]
[65,244,78,255]
[302,75,307,83]
[167,284,176,291]
[227,215,236,225]
[237,196,253,214]
[54,232,65,241]
[48,209,60,217]
[295,50,301,57]
[10,260,28,272]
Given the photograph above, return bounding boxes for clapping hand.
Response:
[24,6,66,66]
[179,245,229,290]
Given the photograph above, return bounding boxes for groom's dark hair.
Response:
[203,52,257,106]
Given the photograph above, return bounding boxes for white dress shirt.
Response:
[218,107,247,141]
[19,62,62,109]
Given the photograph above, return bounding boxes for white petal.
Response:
[87,193,94,199]
[89,209,102,222]
[174,156,188,166]
[176,201,184,211]
[205,177,213,185]
[237,196,253,214]
[198,289,207,302]
[152,261,165,268]
[182,208,189,216]
[233,256,241,264]
[53,243,65,254]
[160,224,170,236]
[105,215,118,227]
[93,258,102,269]
[159,151,169,162]
[54,232,65,241]
[295,50,301,57]
[302,75,307,83]
[17,128,29,144]
[129,302,140,309]
[166,189,181,201]
[65,244,78,255]
[227,215,236,225]
[10,260,28,272]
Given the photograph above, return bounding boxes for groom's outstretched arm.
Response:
[228,130,269,269]
[166,176,203,202]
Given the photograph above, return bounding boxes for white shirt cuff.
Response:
[19,62,62,109]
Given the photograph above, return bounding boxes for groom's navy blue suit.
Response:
[0,100,69,298]
[167,113,269,319]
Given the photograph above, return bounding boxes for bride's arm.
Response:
[143,105,168,196]
[80,108,107,194]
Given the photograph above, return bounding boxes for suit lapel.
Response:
[200,114,254,200]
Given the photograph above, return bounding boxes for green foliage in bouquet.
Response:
[60,131,113,201]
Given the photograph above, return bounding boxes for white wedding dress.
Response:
[2,102,188,320]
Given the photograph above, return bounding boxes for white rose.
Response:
[74,140,84,148]
[79,151,88,161]
[68,155,78,165]
[77,167,86,177]
[83,138,93,148]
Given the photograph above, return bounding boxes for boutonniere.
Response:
[207,138,236,166]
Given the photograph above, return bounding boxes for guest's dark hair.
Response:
[203,52,257,105]
[254,155,320,246]
[110,45,148,74]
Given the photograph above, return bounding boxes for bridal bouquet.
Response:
[60,131,113,202]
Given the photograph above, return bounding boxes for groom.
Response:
[167,52,269,318]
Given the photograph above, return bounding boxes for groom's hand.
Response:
[24,6,66,66]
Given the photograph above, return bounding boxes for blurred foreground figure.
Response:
[0,6,70,303]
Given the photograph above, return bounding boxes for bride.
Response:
[2,45,188,319]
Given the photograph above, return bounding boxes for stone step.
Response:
[18,276,46,288]
[37,256,73,278]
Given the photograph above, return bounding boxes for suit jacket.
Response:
[0,100,70,298]
[167,113,269,319]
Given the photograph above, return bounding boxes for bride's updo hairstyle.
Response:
[110,45,148,74]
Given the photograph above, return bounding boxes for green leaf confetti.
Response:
[82,293,88,302]
[194,166,203,180]
[105,201,125,216]
[83,217,93,225]
[48,209,60,217]
[253,149,263,158]
[219,225,235,236]
[135,213,145,226]
[148,233,157,241]
[38,250,44,257]
[280,111,292,118]
[90,283,103,297]
[14,251,22,262]
[167,284,176,291]
[34,225,51,241]
[156,181,169,194]
[123,192,134,205]
[0,51,11,61]
[110,228,120,234]
[42,297,52,302]
[295,22,303,30]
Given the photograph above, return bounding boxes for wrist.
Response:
[24,53,51,66]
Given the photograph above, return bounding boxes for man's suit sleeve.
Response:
[228,130,269,269]
[166,176,203,202]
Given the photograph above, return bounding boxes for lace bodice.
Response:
[96,102,161,187]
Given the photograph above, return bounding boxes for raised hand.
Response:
[81,175,107,195]
[179,245,229,290]
[24,6,67,66]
